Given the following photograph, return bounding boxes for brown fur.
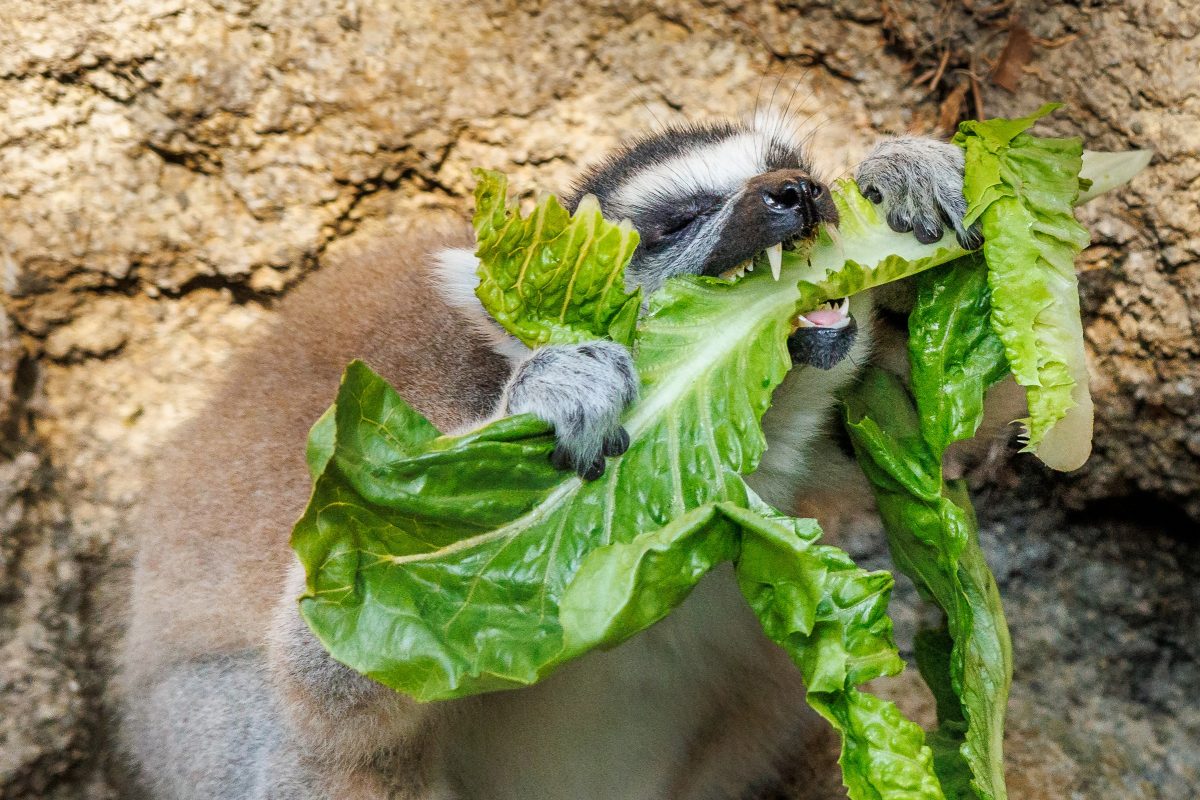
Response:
[120,213,508,691]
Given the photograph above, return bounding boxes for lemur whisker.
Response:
[623,80,670,135]
[780,72,812,127]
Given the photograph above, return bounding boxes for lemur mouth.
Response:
[787,297,856,370]
[716,234,807,282]
[792,297,851,330]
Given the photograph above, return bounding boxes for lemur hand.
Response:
[854,137,983,250]
[504,340,638,480]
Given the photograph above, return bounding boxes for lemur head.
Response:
[563,115,839,293]
[564,115,855,370]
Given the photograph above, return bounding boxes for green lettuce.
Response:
[292,169,973,699]
[956,104,1090,469]
[845,260,1013,800]
[293,170,974,797]
[292,122,1145,799]
[473,168,643,347]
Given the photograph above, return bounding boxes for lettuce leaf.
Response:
[293,134,1144,797]
[293,171,971,797]
[294,268,801,700]
[798,179,971,308]
[472,168,643,347]
[955,105,1092,470]
[844,260,1014,800]
[292,168,979,696]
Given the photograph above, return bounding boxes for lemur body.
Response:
[119,114,979,800]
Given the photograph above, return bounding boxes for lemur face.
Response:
[565,116,839,293]
[564,114,852,370]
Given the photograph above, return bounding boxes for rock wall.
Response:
[0,0,1196,797]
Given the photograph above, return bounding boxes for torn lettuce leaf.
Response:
[294,266,804,701]
[294,130,1145,798]
[799,178,972,309]
[955,105,1093,470]
[293,169,978,699]
[844,260,1014,800]
[472,168,643,348]
[294,172,965,797]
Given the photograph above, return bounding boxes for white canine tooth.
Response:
[766,243,782,281]
[744,260,754,272]
[793,315,816,329]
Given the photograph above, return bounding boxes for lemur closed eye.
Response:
[120,110,978,800]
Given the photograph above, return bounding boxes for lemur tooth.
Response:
[766,243,782,281]
[719,264,748,281]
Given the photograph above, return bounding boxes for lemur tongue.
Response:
[796,298,851,329]
[803,308,846,327]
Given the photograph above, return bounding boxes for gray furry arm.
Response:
[268,565,441,764]
[854,136,982,250]
[503,340,638,479]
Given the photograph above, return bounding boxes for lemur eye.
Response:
[659,214,700,237]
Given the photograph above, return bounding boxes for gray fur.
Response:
[503,340,638,476]
[124,652,323,800]
[629,198,739,294]
[854,136,983,249]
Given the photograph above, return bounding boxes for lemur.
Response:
[118,114,981,800]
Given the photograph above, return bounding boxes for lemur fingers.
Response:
[504,340,638,480]
[854,136,983,250]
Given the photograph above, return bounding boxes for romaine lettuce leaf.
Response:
[844,260,1014,800]
[293,267,801,701]
[292,170,978,699]
[293,171,970,796]
[955,105,1092,470]
[798,179,971,309]
[472,168,643,347]
[294,135,1144,797]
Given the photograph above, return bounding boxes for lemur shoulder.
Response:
[119,113,988,800]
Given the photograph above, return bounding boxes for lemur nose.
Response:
[761,176,822,213]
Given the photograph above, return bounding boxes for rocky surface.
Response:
[0,0,1196,797]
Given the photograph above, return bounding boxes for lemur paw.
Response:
[504,341,638,480]
[854,136,983,250]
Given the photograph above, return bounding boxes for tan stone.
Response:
[0,0,1196,796]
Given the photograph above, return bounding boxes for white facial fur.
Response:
[606,109,806,217]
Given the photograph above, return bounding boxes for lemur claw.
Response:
[550,445,609,480]
[602,427,630,458]
[579,455,607,481]
[504,341,638,482]
[548,425,629,480]
[957,225,984,251]
[855,136,983,251]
